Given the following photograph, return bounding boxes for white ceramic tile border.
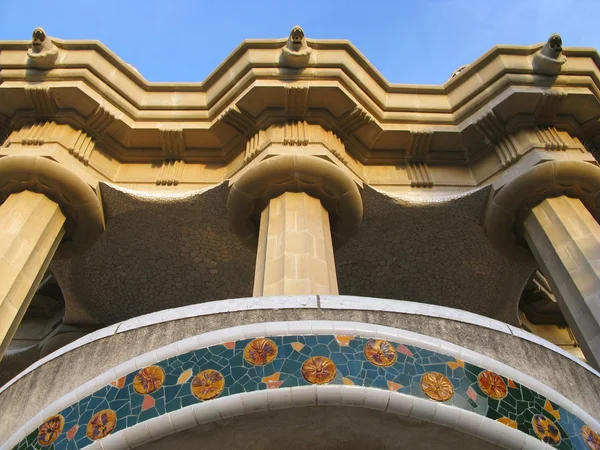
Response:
[3,320,598,450]
[65,389,552,450]
[2,295,596,397]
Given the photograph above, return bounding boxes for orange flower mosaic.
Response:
[86,409,117,441]
[532,414,561,446]
[582,425,600,450]
[421,372,454,402]
[244,338,278,365]
[364,339,397,367]
[133,365,165,395]
[191,369,225,400]
[477,370,507,400]
[38,414,65,446]
[302,356,336,384]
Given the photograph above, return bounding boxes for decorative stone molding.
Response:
[533,34,567,75]
[86,105,116,136]
[156,159,185,186]
[12,121,58,146]
[159,128,185,158]
[407,129,433,161]
[280,25,312,68]
[24,86,58,118]
[0,155,104,258]
[474,111,506,144]
[494,135,519,168]
[535,88,567,121]
[26,27,58,70]
[338,106,373,135]
[0,114,11,146]
[284,85,309,117]
[228,154,362,249]
[483,160,600,261]
[407,162,433,188]
[68,130,96,164]
[534,126,569,151]
[283,121,310,145]
[219,106,255,136]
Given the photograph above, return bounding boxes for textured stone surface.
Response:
[336,186,536,325]
[0,191,65,358]
[254,192,338,296]
[525,196,600,369]
[50,183,535,326]
[1,309,599,442]
[147,406,502,450]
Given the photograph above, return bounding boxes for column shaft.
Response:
[524,195,600,369]
[0,191,66,359]
[254,192,338,296]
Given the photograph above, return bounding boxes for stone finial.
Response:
[281,25,312,68]
[533,34,566,75]
[450,64,469,79]
[27,27,58,69]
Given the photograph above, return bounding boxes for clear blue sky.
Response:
[0,0,597,85]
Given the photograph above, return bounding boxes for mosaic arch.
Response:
[7,323,600,450]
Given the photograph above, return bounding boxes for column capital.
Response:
[228,154,362,250]
[0,155,104,258]
[484,160,600,260]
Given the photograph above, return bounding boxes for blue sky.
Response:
[0,0,598,85]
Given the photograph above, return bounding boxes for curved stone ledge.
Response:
[0,155,104,258]
[1,297,600,445]
[3,321,600,449]
[228,155,363,249]
[484,160,600,261]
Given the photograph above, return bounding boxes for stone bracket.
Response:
[284,86,309,118]
[338,106,373,135]
[69,130,96,165]
[24,86,58,118]
[494,135,519,168]
[407,162,433,188]
[407,129,433,161]
[156,159,185,186]
[219,106,255,136]
[535,89,567,122]
[533,126,569,151]
[86,105,116,136]
[159,129,185,159]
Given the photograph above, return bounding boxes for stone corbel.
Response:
[280,26,312,68]
[533,34,566,75]
[27,27,59,70]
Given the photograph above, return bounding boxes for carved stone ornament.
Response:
[533,34,566,75]
[280,25,312,68]
[27,27,58,69]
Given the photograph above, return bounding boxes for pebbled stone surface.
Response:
[51,184,535,326]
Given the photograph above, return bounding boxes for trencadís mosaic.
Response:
[13,335,600,449]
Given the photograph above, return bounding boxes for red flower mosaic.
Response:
[302,356,336,384]
[86,409,117,441]
[244,338,278,365]
[364,339,397,367]
[38,414,64,446]
[477,370,507,400]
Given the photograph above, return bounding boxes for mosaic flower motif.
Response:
[191,369,225,401]
[532,414,561,446]
[133,365,165,395]
[477,370,507,400]
[302,356,336,384]
[582,425,600,450]
[364,339,397,367]
[421,372,454,402]
[86,409,117,441]
[244,338,278,366]
[37,414,64,446]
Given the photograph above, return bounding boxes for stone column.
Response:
[253,192,338,296]
[523,196,600,369]
[0,191,66,358]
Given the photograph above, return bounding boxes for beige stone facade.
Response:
[0,27,599,449]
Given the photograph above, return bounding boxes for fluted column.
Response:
[0,155,104,360]
[253,192,338,296]
[0,191,66,357]
[524,196,600,369]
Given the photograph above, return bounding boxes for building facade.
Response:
[0,26,599,449]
